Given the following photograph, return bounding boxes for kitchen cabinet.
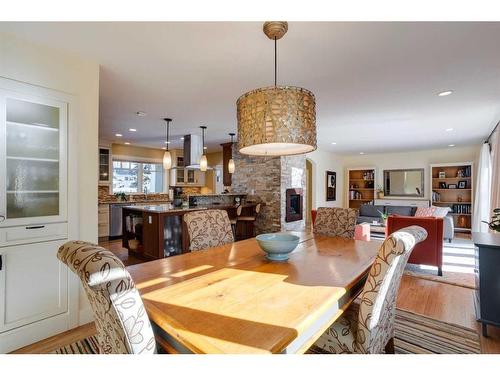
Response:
[170,168,205,187]
[0,87,68,227]
[221,141,233,186]
[98,204,110,239]
[0,78,76,353]
[98,147,111,185]
[0,240,68,334]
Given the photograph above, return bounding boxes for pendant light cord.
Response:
[165,120,170,151]
[202,127,206,155]
[274,36,277,87]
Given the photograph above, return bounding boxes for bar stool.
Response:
[230,204,243,239]
[236,203,261,238]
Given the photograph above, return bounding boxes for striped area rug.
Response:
[394,309,480,354]
[53,309,481,354]
[52,335,99,354]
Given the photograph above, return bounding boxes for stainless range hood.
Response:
[183,134,203,169]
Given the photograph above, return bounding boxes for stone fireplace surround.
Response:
[231,144,306,234]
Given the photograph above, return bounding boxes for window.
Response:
[112,160,164,193]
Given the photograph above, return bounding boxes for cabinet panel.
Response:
[0,90,67,227]
[0,222,67,247]
[0,240,68,333]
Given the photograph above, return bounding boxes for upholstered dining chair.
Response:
[57,241,160,354]
[313,207,359,239]
[183,209,234,251]
[309,225,428,354]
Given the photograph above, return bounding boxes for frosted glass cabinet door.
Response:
[0,91,67,226]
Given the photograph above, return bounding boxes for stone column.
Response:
[231,144,306,234]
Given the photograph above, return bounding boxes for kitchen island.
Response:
[121,194,260,260]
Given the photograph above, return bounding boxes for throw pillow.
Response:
[415,206,436,217]
[432,206,450,218]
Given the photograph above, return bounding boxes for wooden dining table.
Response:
[126,231,380,354]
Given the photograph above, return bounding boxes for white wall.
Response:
[307,149,344,209]
[341,145,481,204]
[0,33,100,325]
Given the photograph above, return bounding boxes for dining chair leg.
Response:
[384,337,395,354]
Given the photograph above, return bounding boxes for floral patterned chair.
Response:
[183,209,234,251]
[309,225,428,354]
[57,241,157,354]
[313,207,359,239]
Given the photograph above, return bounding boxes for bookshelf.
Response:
[347,168,375,209]
[430,162,473,232]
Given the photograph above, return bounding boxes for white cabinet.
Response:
[170,168,205,187]
[0,78,76,353]
[0,240,68,333]
[0,88,67,227]
[98,204,109,238]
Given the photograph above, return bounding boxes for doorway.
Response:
[306,159,313,228]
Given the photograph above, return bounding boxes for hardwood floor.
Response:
[10,239,500,354]
[11,322,97,354]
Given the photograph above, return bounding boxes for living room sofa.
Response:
[357,204,454,242]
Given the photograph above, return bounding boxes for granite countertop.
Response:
[123,204,207,214]
[186,193,247,197]
[122,202,259,214]
[99,199,171,205]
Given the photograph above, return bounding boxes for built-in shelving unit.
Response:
[431,162,473,232]
[347,168,375,209]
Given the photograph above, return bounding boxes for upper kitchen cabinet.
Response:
[98,147,111,185]
[0,88,68,227]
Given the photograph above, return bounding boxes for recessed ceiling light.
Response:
[445,128,454,132]
[115,133,123,137]
[448,144,455,147]
[438,90,453,97]
[129,128,137,132]
[331,142,337,145]
[164,141,170,144]
[136,111,147,117]
[203,146,208,150]
[180,137,184,140]
[359,152,365,155]
[124,142,130,145]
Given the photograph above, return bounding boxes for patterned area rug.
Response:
[54,309,480,354]
[52,335,99,354]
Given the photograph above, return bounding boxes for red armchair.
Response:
[386,215,444,276]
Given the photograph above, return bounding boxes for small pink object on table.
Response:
[354,223,371,241]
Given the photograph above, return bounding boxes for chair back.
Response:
[184,209,234,251]
[313,207,359,238]
[355,226,427,353]
[57,241,156,354]
[255,203,261,214]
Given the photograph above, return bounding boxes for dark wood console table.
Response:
[472,232,500,336]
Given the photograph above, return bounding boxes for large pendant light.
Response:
[228,133,235,174]
[199,125,208,172]
[236,21,317,156]
[163,118,172,170]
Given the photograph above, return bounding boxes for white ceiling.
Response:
[1,22,499,154]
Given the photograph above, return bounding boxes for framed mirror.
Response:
[383,169,424,197]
